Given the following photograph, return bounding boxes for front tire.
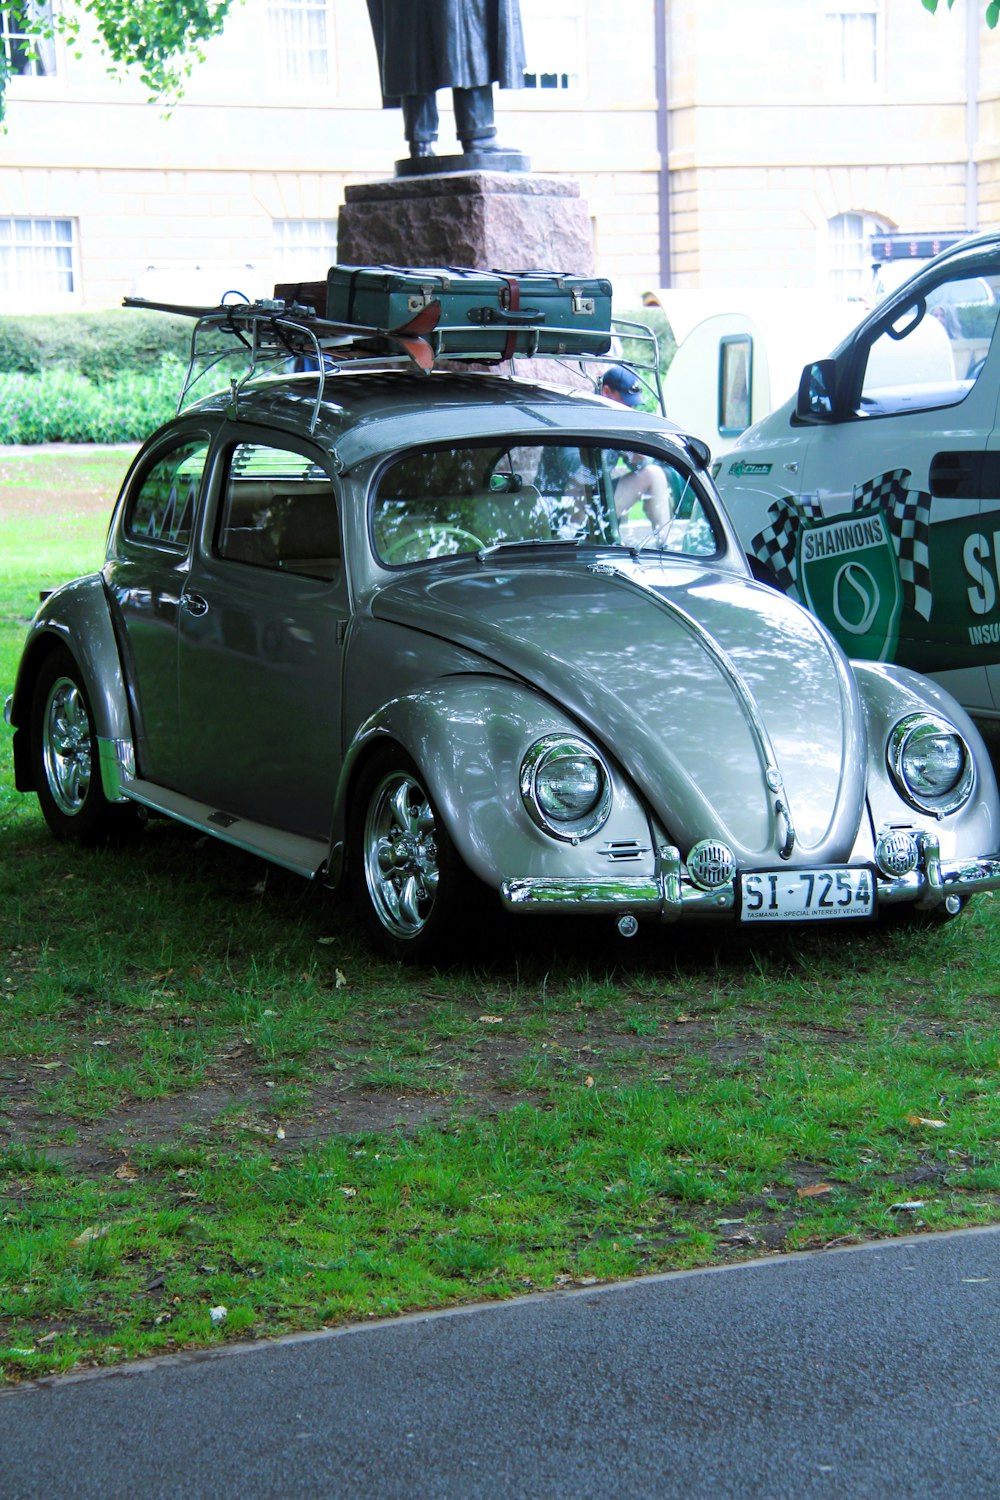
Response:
[348,746,475,962]
[31,647,139,844]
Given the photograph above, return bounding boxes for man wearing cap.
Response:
[601,363,644,409]
[600,365,673,530]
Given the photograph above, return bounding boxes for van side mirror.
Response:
[795,359,837,423]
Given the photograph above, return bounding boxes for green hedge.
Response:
[0,310,192,377]
[616,306,676,407]
[0,305,675,443]
[0,363,183,444]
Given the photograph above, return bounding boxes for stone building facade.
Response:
[1,0,999,313]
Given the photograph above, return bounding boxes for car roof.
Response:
[183,369,689,472]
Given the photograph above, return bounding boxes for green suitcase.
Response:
[324,264,613,358]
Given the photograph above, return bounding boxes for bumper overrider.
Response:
[500,833,1000,922]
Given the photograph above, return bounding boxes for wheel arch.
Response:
[852,659,1000,852]
[328,674,655,891]
[9,578,133,796]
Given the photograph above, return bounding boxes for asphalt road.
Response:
[2,1226,998,1500]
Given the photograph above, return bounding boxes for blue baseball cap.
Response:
[602,364,643,408]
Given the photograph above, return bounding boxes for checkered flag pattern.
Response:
[852,469,933,621]
[751,494,823,598]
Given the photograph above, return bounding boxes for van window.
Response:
[859,272,1000,417]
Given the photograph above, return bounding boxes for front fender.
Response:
[853,661,1000,858]
[331,675,657,891]
[9,576,133,797]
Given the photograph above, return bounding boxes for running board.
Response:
[123,778,329,879]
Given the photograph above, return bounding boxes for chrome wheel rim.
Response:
[42,676,93,817]
[363,771,439,939]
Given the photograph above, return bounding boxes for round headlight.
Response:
[520,736,612,841]
[888,714,975,815]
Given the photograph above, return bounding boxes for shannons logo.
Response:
[801,515,887,560]
[969,622,1000,645]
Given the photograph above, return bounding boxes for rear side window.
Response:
[125,439,209,549]
[215,443,341,582]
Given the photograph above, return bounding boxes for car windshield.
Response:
[371,440,721,566]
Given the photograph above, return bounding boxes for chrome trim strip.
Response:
[939,856,1000,890]
[121,776,329,879]
[588,562,798,858]
[3,694,13,728]
[500,840,1000,918]
[97,736,132,803]
[918,829,942,901]
[500,847,733,918]
[502,877,662,912]
[876,853,1000,905]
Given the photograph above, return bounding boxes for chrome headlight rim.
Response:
[520,734,613,843]
[887,712,975,816]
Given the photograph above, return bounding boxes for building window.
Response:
[825,3,882,89]
[1,1,57,77]
[827,212,890,296]
[521,1,581,91]
[273,219,338,277]
[267,0,333,88]
[0,217,76,298]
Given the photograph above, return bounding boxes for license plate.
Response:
[739,866,875,923]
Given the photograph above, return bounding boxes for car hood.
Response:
[371,554,867,862]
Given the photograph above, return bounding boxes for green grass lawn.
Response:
[1,446,999,1383]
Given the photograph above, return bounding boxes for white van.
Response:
[715,232,1000,720]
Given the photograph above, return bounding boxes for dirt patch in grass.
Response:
[0,1004,770,1172]
[0,445,136,517]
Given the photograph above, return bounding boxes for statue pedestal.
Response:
[337,171,596,274]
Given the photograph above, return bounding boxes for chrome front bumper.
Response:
[500,836,1000,919]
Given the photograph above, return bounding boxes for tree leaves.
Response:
[1,0,238,123]
[922,0,1000,28]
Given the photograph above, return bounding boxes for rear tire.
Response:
[31,647,140,845]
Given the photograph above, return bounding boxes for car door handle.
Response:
[181,593,209,617]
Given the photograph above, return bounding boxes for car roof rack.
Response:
[123,289,665,435]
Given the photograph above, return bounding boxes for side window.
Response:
[216,442,340,581]
[125,439,209,548]
[859,272,1000,416]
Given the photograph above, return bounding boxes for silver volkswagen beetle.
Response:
[6,352,1000,959]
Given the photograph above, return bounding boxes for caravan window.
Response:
[718,336,752,438]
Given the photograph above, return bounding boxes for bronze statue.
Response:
[367,0,528,173]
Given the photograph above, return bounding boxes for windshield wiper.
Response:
[476,538,586,562]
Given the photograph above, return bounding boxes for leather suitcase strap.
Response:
[499,275,520,361]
